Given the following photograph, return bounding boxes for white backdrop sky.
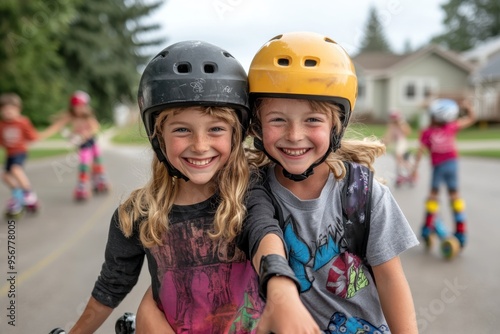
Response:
[147,0,449,70]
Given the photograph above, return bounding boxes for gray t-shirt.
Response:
[267,166,419,333]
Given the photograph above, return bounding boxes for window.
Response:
[405,82,416,99]
[400,77,439,105]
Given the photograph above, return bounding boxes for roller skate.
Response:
[74,182,91,202]
[23,191,39,214]
[5,197,23,219]
[92,173,109,194]
[394,151,417,188]
[421,199,461,260]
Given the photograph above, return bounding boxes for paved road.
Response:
[0,141,499,333]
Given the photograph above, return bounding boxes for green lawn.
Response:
[460,150,500,159]
[111,123,149,145]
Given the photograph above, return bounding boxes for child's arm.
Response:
[135,286,174,334]
[411,143,426,178]
[253,234,321,334]
[457,99,476,130]
[372,256,418,333]
[38,112,71,140]
[68,297,113,334]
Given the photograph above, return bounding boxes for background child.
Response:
[243,31,419,333]
[382,108,414,187]
[41,91,108,200]
[0,93,39,216]
[412,98,475,250]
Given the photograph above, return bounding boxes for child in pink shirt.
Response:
[412,98,475,252]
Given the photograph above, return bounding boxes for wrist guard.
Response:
[258,254,301,301]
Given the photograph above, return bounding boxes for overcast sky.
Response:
[147,0,449,70]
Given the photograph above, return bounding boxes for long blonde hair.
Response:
[247,99,385,179]
[119,106,249,248]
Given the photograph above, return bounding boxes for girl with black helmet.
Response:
[411,98,475,258]
[61,40,317,334]
[244,32,419,333]
[39,91,109,200]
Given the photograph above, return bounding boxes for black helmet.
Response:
[137,41,250,179]
[138,40,250,138]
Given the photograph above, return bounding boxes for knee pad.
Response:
[425,199,439,213]
[451,198,465,212]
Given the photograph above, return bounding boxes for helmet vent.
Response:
[176,62,191,73]
[304,59,317,67]
[203,63,217,73]
[222,51,234,59]
[277,58,290,66]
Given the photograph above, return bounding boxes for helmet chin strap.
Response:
[151,137,189,181]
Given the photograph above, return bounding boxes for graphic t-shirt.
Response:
[420,122,460,166]
[266,166,418,333]
[147,195,264,333]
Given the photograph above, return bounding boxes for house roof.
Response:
[352,52,408,71]
[353,44,474,78]
[471,53,500,83]
[462,36,500,64]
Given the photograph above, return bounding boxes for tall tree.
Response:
[0,0,74,125]
[58,0,165,121]
[431,0,500,51]
[358,6,393,53]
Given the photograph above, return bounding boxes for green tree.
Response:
[0,0,74,125]
[358,6,393,53]
[432,0,500,51]
[58,0,165,121]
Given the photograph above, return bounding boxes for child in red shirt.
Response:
[0,93,39,216]
[412,98,475,254]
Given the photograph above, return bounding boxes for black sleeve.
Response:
[91,208,146,308]
[237,173,285,262]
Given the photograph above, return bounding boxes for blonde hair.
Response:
[119,106,249,248]
[247,99,385,179]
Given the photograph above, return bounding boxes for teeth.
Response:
[282,148,307,156]
[187,158,212,166]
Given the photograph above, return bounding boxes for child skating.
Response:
[412,98,475,259]
[42,91,109,201]
[0,93,40,217]
[382,109,414,187]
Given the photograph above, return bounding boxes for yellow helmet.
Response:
[249,32,357,181]
[249,31,357,114]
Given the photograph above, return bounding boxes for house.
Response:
[352,44,474,124]
[463,36,500,122]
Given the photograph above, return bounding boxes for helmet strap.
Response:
[151,137,189,182]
